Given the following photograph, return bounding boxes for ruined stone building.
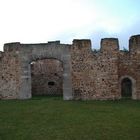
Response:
[0,35,140,100]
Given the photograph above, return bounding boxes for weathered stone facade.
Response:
[71,39,119,100]
[0,35,140,100]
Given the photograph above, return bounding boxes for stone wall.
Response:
[71,39,119,100]
[0,43,21,99]
[0,35,140,100]
[31,59,63,96]
[118,35,140,99]
[0,41,72,100]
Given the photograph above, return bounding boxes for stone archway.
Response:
[18,42,73,100]
[120,76,136,99]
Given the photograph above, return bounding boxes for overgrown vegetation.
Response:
[0,97,140,140]
[93,48,100,53]
[122,47,129,52]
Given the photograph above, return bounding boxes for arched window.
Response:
[121,78,132,97]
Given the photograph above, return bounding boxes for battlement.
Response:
[73,39,91,49]
[4,42,20,52]
[100,38,119,52]
[129,35,140,51]
[2,35,140,53]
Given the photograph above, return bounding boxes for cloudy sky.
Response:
[0,0,140,51]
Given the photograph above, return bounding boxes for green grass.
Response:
[0,97,140,140]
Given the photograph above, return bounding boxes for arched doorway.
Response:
[18,42,73,100]
[121,78,132,98]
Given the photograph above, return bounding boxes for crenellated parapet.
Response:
[0,34,140,100]
[2,35,140,54]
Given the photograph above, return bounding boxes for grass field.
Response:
[0,96,140,140]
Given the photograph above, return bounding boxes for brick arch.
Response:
[19,43,73,100]
[119,75,136,99]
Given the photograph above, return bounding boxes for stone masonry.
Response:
[0,35,140,100]
[31,59,63,96]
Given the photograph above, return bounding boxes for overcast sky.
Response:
[0,0,140,51]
